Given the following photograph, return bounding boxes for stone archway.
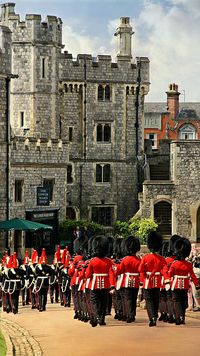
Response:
[197,206,200,242]
[154,201,172,237]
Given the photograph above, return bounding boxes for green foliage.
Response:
[129,218,158,244]
[112,220,129,237]
[58,219,103,241]
[112,217,158,244]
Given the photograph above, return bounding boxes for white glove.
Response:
[165,283,170,291]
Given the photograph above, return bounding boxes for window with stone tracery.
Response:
[97,84,112,101]
[96,123,111,142]
[96,164,111,183]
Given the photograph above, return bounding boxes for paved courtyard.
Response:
[1,302,200,356]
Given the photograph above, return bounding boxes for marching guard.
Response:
[34,248,53,312]
[139,231,167,327]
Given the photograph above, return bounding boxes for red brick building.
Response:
[144,83,200,149]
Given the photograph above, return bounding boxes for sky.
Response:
[4,0,200,102]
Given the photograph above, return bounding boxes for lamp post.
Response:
[5,74,18,248]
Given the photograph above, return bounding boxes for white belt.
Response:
[37,276,49,279]
[125,273,139,288]
[91,273,108,290]
[116,274,123,290]
[145,272,160,289]
[171,275,189,291]
[78,279,83,291]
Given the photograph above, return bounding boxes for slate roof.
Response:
[144,102,200,121]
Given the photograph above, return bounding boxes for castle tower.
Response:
[0,3,63,139]
[166,83,180,119]
[114,17,134,60]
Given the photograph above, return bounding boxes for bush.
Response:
[58,219,103,242]
[112,217,158,244]
[129,217,158,244]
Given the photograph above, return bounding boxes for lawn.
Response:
[0,331,7,356]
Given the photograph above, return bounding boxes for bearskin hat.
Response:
[147,231,163,252]
[92,235,109,258]
[159,241,170,257]
[168,234,182,256]
[122,235,141,256]
[73,236,88,256]
[87,235,97,258]
[113,237,123,259]
[174,237,191,259]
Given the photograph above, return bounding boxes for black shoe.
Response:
[122,316,127,321]
[90,319,98,327]
[51,298,53,304]
[149,318,157,327]
[118,315,123,321]
[168,316,175,324]
[13,308,18,314]
[22,301,25,306]
[74,312,79,319]
[114,314,119,320]
[31,305,36,309]
[175,318,181,325]
[180,317,185,324]
[158,313,165,321]
[126,318,132,323]
[6,307,10,313]
[67,303,71,307]
[39,308,43,312]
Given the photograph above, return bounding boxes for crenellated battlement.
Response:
[11,137,69,166]
[60,52,150,84]
[0,3,62,45]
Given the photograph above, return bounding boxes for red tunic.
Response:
[119,255,141,289]
[169,259,199,290]
[139,253,167,289]
[68,255,83,287]
[85,257,115,290]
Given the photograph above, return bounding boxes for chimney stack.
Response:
[166,83,180,119]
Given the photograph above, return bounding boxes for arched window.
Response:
[103,164,110,182]
[97,124,103,141]
[105,85,111,101]
[154,201,172,236]
[64,84,68,93]
[98,85,104,101]
[104,124,111,142]
[96,164,111,183]
[178,124,196,140]
[69,84,73,93]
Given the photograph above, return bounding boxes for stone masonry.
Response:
[0,3,150,252]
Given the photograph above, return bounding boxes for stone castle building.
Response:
[0,3,150,254]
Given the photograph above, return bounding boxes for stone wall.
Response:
[139,141,200,241]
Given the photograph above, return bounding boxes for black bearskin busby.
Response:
[174,237,191,260]
[159,241,169,257]
[113,237,123,259]
[92,235,109,258]
[73,236,88,255]
[168,234,182,256]
[122,235,141,256]
[147,231,163,253]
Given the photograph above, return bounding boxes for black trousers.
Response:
[11,290,20,313]
[90,289,109,322]
[38,287,48,310]
[124,288,139,319]
[172,289,188,320]
[143,288,160,320]
[50,282,59,302]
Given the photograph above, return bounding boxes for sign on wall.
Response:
[37,187,50,206]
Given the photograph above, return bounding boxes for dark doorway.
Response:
[66,207,76,220]
[154,201,172,237]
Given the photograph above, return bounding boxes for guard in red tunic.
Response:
[169,237,200,325]
[85,235,115,327]
[118,236,141,323]
[139,231,166,327]
[163,234,181,323]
